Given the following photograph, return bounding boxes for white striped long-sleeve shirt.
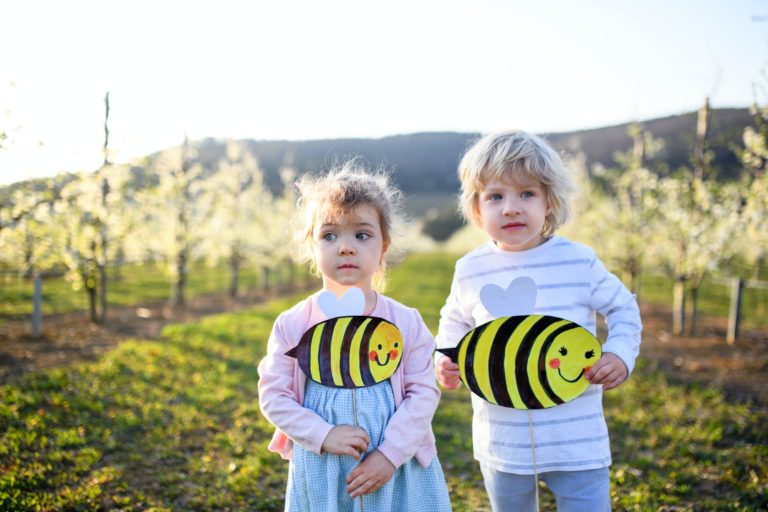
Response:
[435,235,642,474]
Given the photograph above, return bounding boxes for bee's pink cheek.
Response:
[549,358,560,369]
[389,350,398,359]
[369,351,378,361]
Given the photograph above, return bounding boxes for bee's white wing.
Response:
[317,287,366,318]
[480,277,537,318]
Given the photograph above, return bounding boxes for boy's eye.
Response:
[356,232,371,240]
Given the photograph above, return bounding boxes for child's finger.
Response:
[350,479,378,497]
[349,436,368,454]
[438,356,459,370]
[602,369,627,390]
[585,360,604,381]
[340,445,362,459]
[588,366,610,384]
[345,465,363,485]
[346,472,365,493]
[351,428,370,448]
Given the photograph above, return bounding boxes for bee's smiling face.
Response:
[544,329,601,399]
[368,322,403,382]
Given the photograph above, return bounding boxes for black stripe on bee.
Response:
[516,315,562,409]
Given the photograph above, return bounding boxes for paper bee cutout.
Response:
[286,288,404,388]
[437,277,601,409]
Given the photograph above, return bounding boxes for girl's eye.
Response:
[521,191,535,199]
[487,193,502,201]
[322,232,336,241]
[356,232,371,240]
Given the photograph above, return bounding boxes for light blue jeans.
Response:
[479,464,611,512]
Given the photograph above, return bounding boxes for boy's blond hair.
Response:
[292,160,404,290]
[458,130,575,238]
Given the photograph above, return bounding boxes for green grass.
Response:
[0,253,766,510]
[637,273,767,332]
[0,263,276,321]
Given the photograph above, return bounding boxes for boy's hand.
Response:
[321,425,370,459]
[346,450,396,498]
[585,352,628,390]
[436,355,461,390]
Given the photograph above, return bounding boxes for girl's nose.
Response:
[338,241,356,255]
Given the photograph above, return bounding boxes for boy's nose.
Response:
[503,201,521,216]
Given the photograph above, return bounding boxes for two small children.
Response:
[258,130,642,511]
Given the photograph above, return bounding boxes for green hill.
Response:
[1,108,754,207]
[192,107,753,195]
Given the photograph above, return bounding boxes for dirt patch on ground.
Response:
[1,294,766,408]
[637,303,768,408]
[0,284,308,385]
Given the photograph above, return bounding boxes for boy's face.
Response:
[312,204,387,292]
[476,178,549,252]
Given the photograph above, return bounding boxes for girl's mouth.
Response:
[502,223,525,229]
[338,264,358,269]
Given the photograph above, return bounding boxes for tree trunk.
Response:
[262,265,271,292]
[171,248,187,308]
[672,277,686,335]
[687,286,699,335]
[229,252,240,299]
[32,272,42,339]
[99,93,111,323]
[98,261,107,323]
[87,279,98,323]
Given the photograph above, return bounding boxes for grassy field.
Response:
[0,253,766,510]
[2,256,766,334]
[0,263,287,322]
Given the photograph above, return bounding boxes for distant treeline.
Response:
[0,107,753,204]
[192,107,752,194]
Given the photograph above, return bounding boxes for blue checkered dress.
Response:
[285,380,451,511]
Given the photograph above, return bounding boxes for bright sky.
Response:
[2,0,767,186]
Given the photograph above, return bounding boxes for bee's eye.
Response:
[394,342,399,348]
[559,346,568,356]
[378,344,383,350]
[585,349,595,359]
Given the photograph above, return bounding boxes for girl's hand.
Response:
[321,425,370,459]
[585,352,628,390]
[436,355,461,390]
[345,450,396,498]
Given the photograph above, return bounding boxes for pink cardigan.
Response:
[257,291,440,469]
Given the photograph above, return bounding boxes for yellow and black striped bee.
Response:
[438,314,601,409]
[286,316,403,388]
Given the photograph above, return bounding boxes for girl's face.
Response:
[312,204,387,293]
[476,177,550,252]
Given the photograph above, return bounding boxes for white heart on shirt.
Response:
[317,287,366,318]
[480,277,537,318]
